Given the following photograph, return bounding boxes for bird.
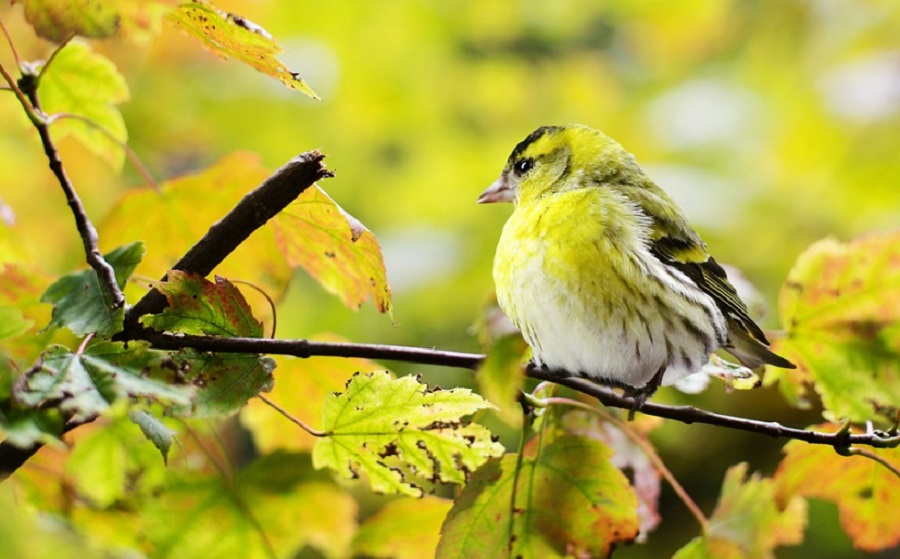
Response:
[478,124,795,408]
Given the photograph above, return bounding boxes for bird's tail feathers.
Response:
[726,321,796,370]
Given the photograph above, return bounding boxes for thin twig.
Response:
[258,394,326,437]
[231,280,278,338]
[0,13,21,68]
[15,68,125,311]
[47,113,158,189]
[0,59,41,125]
[34,33,75,88]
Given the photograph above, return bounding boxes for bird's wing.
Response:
[648,232,770,345]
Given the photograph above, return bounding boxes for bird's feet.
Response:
[622,365,666,421]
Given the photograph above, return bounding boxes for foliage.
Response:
[1,1,900,559]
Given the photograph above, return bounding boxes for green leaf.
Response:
[39,41,130,169]
[66,423,129,508]
[476,334,527,427]
[174,349,275,416]
[40,242,144,337]
[674,463,806,559]
[437,435,640,559]
[144,452,356,559]
[242,338,389,453]
[15,341,193,422]
[353,496,452,559]
[775,424,900,553]
[273,185,393,314]
[129,409,175,464]
[166,1,318,98]
[140,271,263,337]
[0,306,30,340]
[312,371,502,497]
[768,233,900,421]
[19,0,177,42]
[0,485,98,559]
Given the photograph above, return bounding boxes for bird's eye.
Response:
[514,158,534,176]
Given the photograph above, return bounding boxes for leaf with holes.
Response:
[774,424,900,552]
[14,341,192,423]
[674,463,806,559]
[273,185,392,314]
[166,0,318,98]
[312,371,502,497]
[41,242,144,337]
[438,435,640,559]
[140,271,263,337]
[767,232,900,421]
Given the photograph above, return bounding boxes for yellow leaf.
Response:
[273,185,393,314]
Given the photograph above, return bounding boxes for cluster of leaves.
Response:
[1,2,900,559]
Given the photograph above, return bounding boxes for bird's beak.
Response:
[477,175,515,204]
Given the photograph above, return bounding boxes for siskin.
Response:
[478,124,795,406]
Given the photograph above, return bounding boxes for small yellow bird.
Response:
[479,125,794,405]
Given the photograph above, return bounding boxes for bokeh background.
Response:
[2,0,899,557]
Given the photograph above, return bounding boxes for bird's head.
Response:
[478,124,633,205]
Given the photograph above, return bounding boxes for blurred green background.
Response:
[2,0,899,556]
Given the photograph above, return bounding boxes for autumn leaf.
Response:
[140,271,263,338]
[674,463,806,559]
[561,410,663,542]
[273,185,393,314]
[353,496,453,559]
[18,0,177,42]
[166,0,318,98]
[774,424,900,552]
[438,435,640,559]
[476,334,527,427]
[173,349,274,417]
[767,232,900,421]
[312,371,502,497]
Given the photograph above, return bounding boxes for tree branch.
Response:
[15,66,125,311]
[131,331,899,449]
[119,150,333,335]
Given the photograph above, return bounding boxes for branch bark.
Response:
[119,150,333,334]
[131,331,899,450]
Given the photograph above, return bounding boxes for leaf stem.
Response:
[47,112,158,189]
[230,279,278,338]
[846,447,900,480]
[258,393,327,437]
[34,33,75,89]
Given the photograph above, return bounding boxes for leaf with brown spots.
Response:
[273,186,392,315]
[437,435,640,559]
[166,0,318,98]
[767,232,900,421]
[312,371,501,497]
[774,423,900,553]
